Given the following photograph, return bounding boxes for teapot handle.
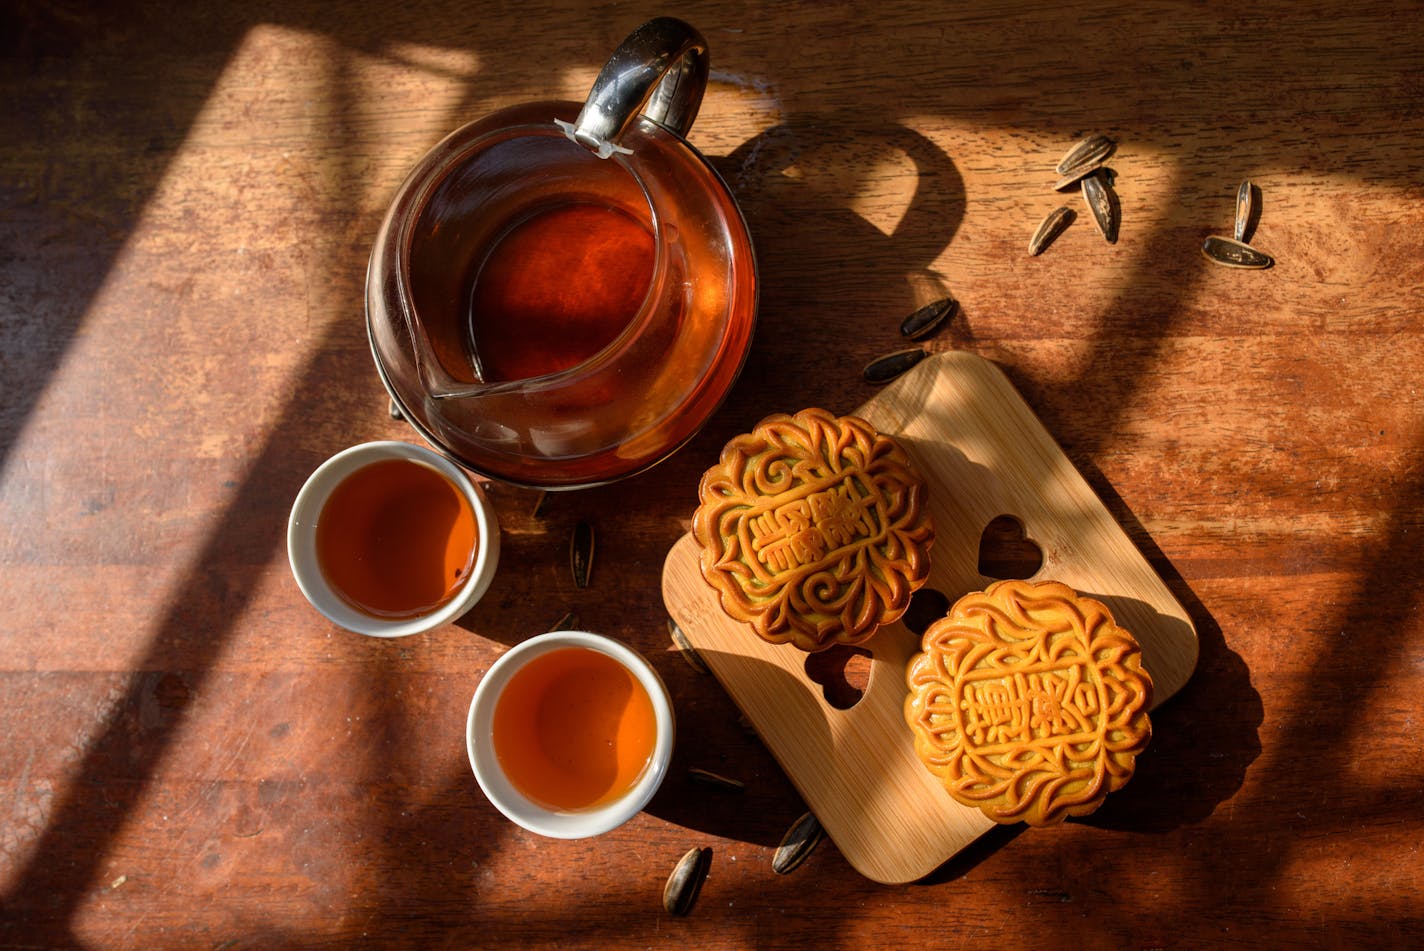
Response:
[568,17,709,153]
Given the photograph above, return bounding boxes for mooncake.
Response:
[904,579,1152,826]
[692,408,934,652]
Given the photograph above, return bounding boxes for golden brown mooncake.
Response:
[691,408,934,652]
[904,579,1153,826]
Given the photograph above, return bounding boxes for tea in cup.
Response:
[287,441,500,637]
[467,631,675,838]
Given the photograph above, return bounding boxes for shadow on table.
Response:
[3,1,1419,943]
[1074,466,1263,834]
[704,113,968,431]
[643,648,825,850]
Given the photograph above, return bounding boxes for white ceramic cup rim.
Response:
[467,631,675,839]
[287,440,500,637]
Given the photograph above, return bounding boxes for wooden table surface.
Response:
[3,1,1422,946]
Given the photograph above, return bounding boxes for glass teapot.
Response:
[366,18,757,489]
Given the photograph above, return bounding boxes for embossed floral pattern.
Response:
[692,409,934,652]
[905,579,1153,825]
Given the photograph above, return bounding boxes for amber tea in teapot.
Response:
[367,18,757,490]
[466,201,654,382]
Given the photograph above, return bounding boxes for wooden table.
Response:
[3,1,1421,945]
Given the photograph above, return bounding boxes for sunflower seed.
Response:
[1052,163,1106,191]
[668,619,709,674]
[772,812,825,874]
[1201,235,1274,269]
[1028,206,1075,256]
[1055,134,1115,177]
[863,348,927,384]
[663,847,711,916]
[688,768,744,792]
[570,520,594,588]
[1080,172,1119,244]
[387,399,404,421]
[1234,180,1257,243]
[898,296,956,340]
[548,611,579,632]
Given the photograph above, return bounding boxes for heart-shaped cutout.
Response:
[804,644,873,710]
[977,514,1044,579]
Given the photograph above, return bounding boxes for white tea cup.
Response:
[287,441,499,637]
[467,631,675,838]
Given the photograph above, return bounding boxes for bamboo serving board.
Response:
[660,351,1198,884]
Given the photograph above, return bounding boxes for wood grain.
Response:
[2,0,1423,946]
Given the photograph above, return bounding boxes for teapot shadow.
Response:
[704,114,969,430]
